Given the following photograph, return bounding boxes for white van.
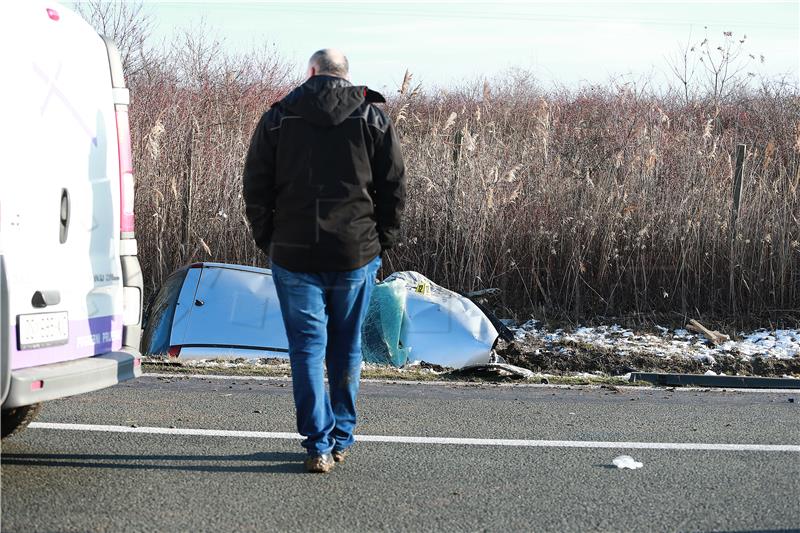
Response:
[0,2,143,438]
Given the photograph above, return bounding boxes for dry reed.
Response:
[114,28,798,326]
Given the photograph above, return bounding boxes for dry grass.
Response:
[383,75,800,326]
[130,34,297,289]
[121,33,798,327]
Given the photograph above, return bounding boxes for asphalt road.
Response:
[2,374,799,532]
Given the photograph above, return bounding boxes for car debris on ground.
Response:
[361,271,499,368]
[142,263,799,379]
[143,263,530,374]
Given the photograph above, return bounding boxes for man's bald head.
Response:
[307,49,349,80]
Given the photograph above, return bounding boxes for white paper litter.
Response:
[612,455,644,469]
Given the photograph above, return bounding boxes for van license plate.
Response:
[18,312,69,350]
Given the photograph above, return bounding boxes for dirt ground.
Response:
[496,337,800,377]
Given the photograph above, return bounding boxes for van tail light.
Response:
[167,345,182,358]
[115,109,135,234]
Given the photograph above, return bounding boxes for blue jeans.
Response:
[271,255,381,456]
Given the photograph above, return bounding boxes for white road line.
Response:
[28,422,800,452]
[30,422,300,441]
[142,372,800,393]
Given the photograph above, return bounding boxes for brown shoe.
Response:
[332,449,350,463]
[304,453,335,473]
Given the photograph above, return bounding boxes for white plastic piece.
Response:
[119,238,138,256]
[612,455,644,469]
[112,87,130,105]
[122,171,135,216]
[122,286,141,325]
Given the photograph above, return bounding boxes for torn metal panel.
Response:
[372,272,499,368]
[143,263,289,359]
[453,363,536,379]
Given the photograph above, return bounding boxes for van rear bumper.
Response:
[1,350,141,409]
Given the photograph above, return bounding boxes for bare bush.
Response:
[73,0,155,80]
[128,31,298,295]
[667,29,762,105]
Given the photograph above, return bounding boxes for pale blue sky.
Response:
[138,1,798,92]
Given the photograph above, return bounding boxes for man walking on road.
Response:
[243,49,406,473]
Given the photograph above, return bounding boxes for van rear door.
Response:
[1,4,122,371]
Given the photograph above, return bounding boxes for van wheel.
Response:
[1,403,42,440]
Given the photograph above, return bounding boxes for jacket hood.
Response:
[277,75,386,127]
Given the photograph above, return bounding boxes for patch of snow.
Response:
[571,372,601,379]
[737,329,800,359]
[507,323,800,368]
[693,354,716,366]
[182,358,289,369]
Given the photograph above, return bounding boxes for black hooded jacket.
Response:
[243,75,406,272]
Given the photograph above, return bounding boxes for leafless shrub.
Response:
[667,29,763,105]
[121,28,298,298]
[73,0,155,80]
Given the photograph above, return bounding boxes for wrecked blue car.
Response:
[142,262,499,368]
